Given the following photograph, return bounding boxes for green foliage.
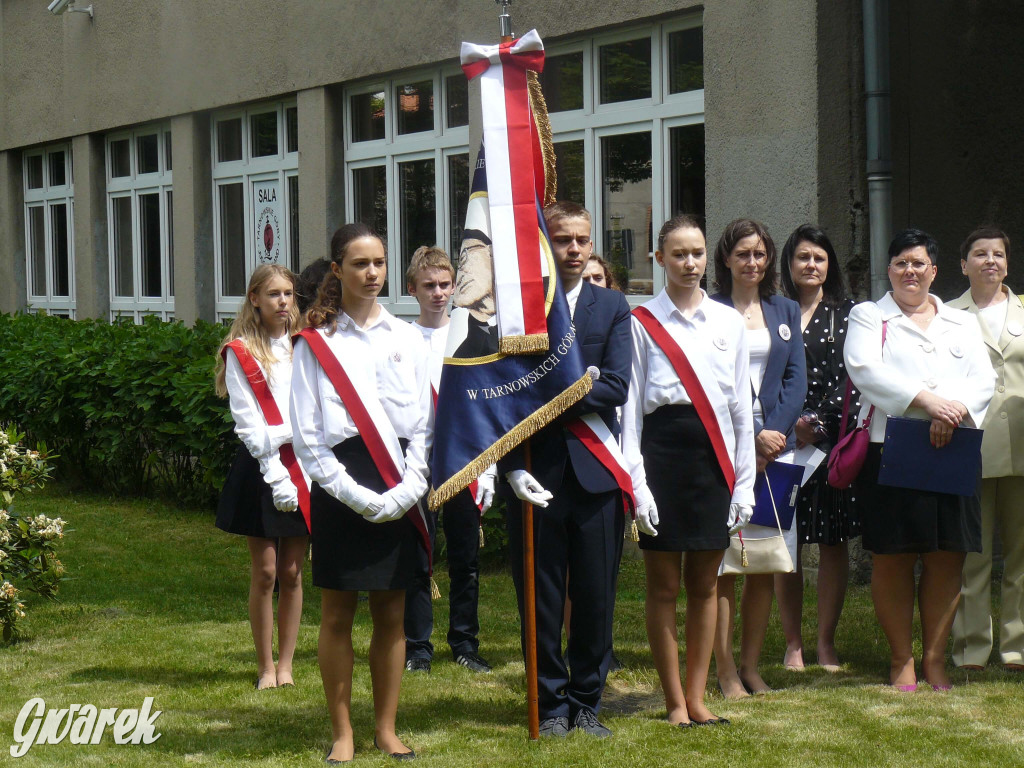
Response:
[0,313,234,507]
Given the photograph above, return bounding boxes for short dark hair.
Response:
[713,218,777,299]
[780,224,848,307]
[657,214,704,253]
[960,226,1010,261]
[888,228,938,263]
[543,200,591,228]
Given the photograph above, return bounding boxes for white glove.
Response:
[635,499,659,537]
[727,503,753,534]
[365,493,407,524]
[475,471,495,512]
[506,470,553,508]
[357,491,387,518]
[270,477,299,512]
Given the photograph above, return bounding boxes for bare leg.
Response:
[713,574,749,699]
[738,573,775,693]
[920,550,966,689]
[368,590,412,756]
[815,541,850,669]
[871,553,918,687]
[320,589,357,763]
[643,550,687,724]
[275,535,308,686]
[247,536,279,689]
[684,550,726,722]
[775,539,805,670]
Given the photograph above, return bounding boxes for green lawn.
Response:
[2,485,1022,767]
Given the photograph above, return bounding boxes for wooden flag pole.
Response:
[522,440,540,740]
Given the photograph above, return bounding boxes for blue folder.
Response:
[749,461,804,531]
[877,416,983,497]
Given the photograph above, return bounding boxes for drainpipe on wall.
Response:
[863,0,892,299]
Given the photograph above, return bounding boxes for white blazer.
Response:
[844,292,996,443]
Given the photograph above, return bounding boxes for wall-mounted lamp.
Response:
[47,0,94,19]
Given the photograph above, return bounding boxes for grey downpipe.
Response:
[863,0,892,299]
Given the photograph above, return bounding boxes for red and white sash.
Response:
[296,328,432,559]
[222,340,311,532]
[566,413,636,518]
[632,307,737,494]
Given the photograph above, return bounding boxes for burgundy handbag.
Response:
[826,320,886,489]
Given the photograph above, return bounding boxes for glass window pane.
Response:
[399,159,436,293]
[50,203,70,297]
[286,107,298,153]
[250,112,278,157]
[219,183,246,296]
[600,38,652,104]
[396,80,434,135]
[217,118,243,162]
[48,151,67,187]
[601,131,652,295]
[112,196,134,298]
[28,206,46,296]
[352,166,387,241]
[553,140,585,207]
[167,190,174,297]
[140,193,162,298]
[670,124,705,222]
[164,131,173,170]
[669,27,704,93]
[26,155,44,190]
[137,134,160,174]
[446,75,468,128]
[351,91,386,142]
[540,52,584,112]
[110,139,131,178]
[288,175,299,272]
[447,153,469,251]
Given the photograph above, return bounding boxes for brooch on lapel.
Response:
[778,324,792,341]
[713,336,729,351]
[1008,322,1023,337]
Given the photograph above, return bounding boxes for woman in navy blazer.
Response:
[710,219,807,699]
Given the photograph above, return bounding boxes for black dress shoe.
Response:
[571,709,612,737]
[608,652,623,672]
[404,658,431,673]
[374,737,416,760]
[691,717,730,726]
[454,651,492,673]
[538,716,570,737]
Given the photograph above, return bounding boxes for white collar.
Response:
[653,287,708,323]
[337,304,394,332]
[877,292,965,325]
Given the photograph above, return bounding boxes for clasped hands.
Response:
[755,429,787,472]
[918,393,969,449]
[358,490,406,523]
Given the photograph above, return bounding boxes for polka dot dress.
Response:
[796,299,861,545]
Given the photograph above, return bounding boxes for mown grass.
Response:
[2,485,1023,767]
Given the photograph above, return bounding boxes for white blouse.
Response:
[747,327,771,422]
[290,307,432,514]
[224,334,296,487]
[621,289,757,507]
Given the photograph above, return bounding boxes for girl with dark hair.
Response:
[775,224,858,672]
[291,223,431,761]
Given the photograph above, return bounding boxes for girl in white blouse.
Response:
[290,223,431,762]
[214,264,309,691]
[622,215,756,727]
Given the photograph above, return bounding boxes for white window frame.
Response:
[106,126,175,322]
[24,143,76,317]
[212,100,299,320]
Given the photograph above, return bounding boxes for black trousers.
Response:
[404,488,483,660]
[505,466,624,719]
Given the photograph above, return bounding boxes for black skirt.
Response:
[639,404,731,552]
[855,444,981,554]
[216,445,309,539]
[310,436,420,591]
[796,461,860,546]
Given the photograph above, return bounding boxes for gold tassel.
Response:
[478,524,485,549]
[527,70,557,206]
[629,519,639,542]
[741,540,749,568]
[499,333,551,355]
[430,577,441,601]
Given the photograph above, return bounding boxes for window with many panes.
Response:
[24,144,75,317]
[343,15,703,311]
[212,101,299,319]
[107,126,175,322]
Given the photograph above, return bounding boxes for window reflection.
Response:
[601,131,652,294]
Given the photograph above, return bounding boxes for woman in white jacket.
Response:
[844,228,995,691]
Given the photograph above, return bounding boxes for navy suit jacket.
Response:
[501,280,632,494]
[712,293,807,452]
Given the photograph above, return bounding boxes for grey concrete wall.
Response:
[170,113,215,324]
[0,151,27,314]
[296,86,345,268]
[70,133,108,319]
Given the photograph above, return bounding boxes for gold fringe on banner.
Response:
[527,70,557,207]
[499,333,550,355]
[427,372,593,510]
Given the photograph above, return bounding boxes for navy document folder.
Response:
[877,416,983,497]
[750,460,804,530]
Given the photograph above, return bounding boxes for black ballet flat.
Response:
[692,717,730,726]
[374,738,416,761]
[324,748,352,765]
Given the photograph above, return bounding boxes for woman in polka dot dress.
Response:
[775,224,859,672]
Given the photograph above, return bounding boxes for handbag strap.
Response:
[837,319,887,439]
[764,471,785,534]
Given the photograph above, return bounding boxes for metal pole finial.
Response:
[494,0,513,39]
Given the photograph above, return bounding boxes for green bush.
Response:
[0,313,234,506]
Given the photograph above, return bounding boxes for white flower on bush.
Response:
[27,515,65,541]
[1,581,17,600]
[0,509,9,522]
[0,528,10,545]
[0,548,7,565]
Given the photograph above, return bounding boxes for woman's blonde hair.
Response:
[214,264,301,398]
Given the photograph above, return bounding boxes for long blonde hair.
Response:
[214,264,301,398]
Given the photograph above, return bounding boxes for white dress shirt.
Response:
[622,289,757,507]
[290,307,432,513]
[565,280,583,319]
[224,334,297,488]
[844,292,996,443]
[411,320,449,392]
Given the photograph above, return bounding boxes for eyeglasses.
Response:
[889,259,932,274]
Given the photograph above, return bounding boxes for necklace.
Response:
[738,301,759,320]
